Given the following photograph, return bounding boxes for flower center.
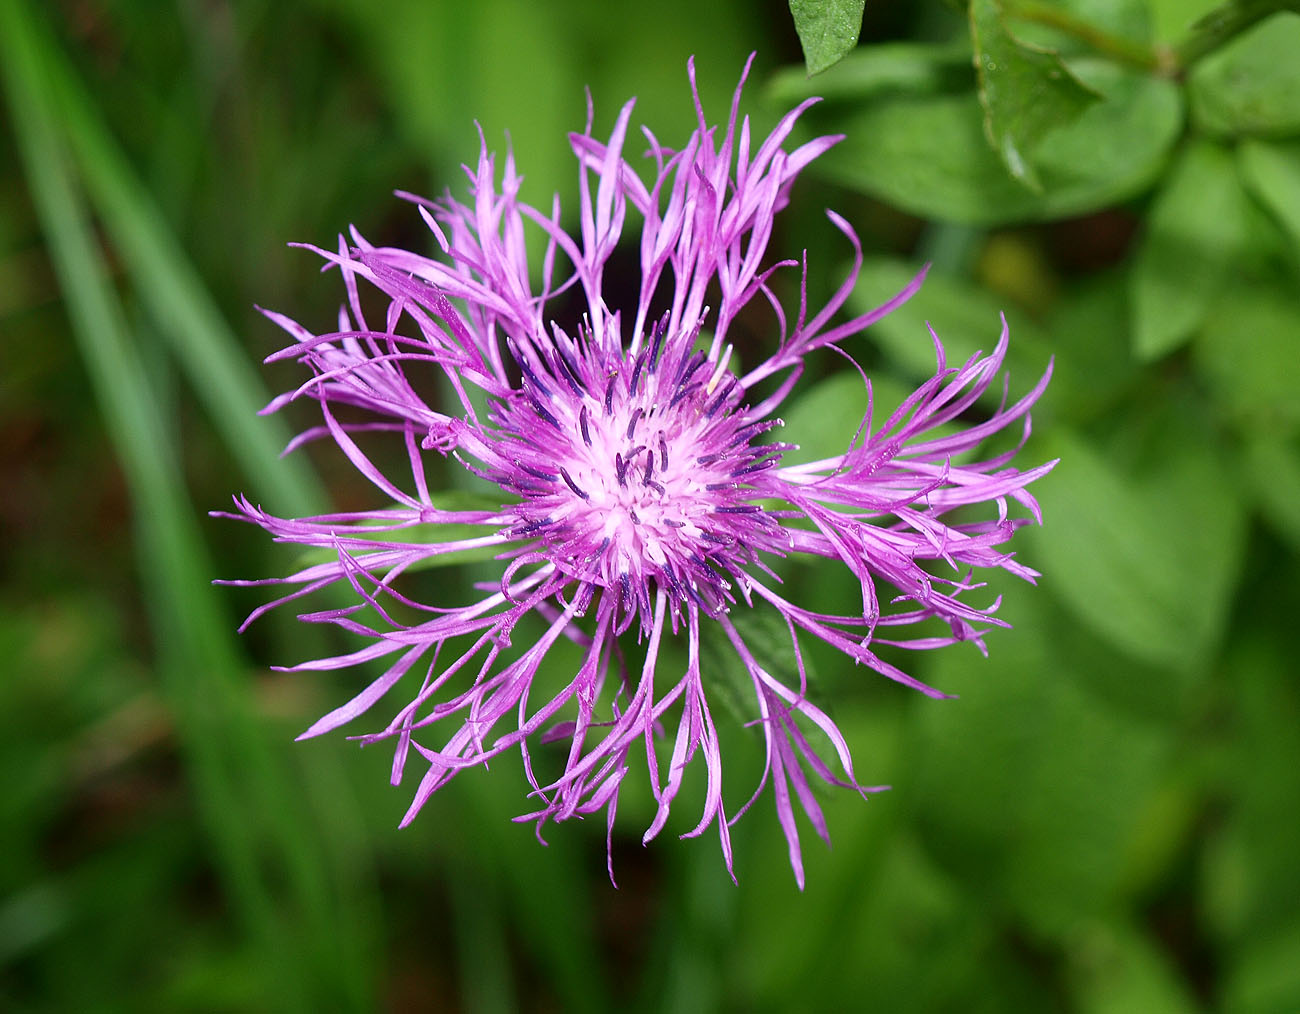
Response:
[492,333,785,610]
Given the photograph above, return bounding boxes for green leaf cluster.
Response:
[767,4,1300,1010]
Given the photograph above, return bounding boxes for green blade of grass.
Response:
[19,3,326,519]
[1,2,372,1008]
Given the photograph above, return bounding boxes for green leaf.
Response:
[970,0,1101,191]
[847,256,1051,384]
[768,41,972,105]
[909,581,1174,934]
[789,0,867,75]
[1131,140,1249,360]
[1238,138,1300,257]
[1026,417,1247,673]
[1148,0,1220,42]
[1225,921,1300,1014]
[1205,625,1300,1013]
[780,369,931,467]
[1188,11,1300,137]
[1043,271,1145,425]
[1195,281,1300,435]
[1241,435,1300,550]
[698,604,822,731]
[802,58,1182,224]
[1068,919,1201,1014]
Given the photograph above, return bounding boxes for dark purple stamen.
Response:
[658,434,669,470]
[648,319,667,372]
[734,454,779,476]
[674,349,704,386]
[664,572,687,601]
[615,453,628,486]
[626,407,643,439]
[518,461,558,481]
[531,397,561,431]
[550,347,585,397]
[508,478,551,494]
[559,467,590,500]
[668,381,700,409]
[604,376,617,414]
[630,349,648,393]
[705,380,733,418]
[579,405,591,446]
[507,338,552,399]
[643,450,655,484]
[716,504,761,514]
[663,518,685,528]
[727,418,780,448]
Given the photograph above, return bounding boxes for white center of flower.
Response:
[501,336,773,602]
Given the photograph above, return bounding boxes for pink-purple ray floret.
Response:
[222,56,1054,888]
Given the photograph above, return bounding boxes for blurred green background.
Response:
[3,0,1299,1010]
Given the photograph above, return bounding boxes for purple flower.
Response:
[222,57,1054,887]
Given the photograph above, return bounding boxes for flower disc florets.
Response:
[492,323,787,623]
[222,55,1055,888]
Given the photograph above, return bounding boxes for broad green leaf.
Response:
[909,581,1173,934]
[847,257,1051,383]
[970,0,1101,191]
[1188,11,1300,137]
[768,41,972,105]
[1204,626,1300,1014]
[1131,140,1249,360]
[1069,920,1200,1014]
[1195,282,1300,435]
[733,707,903,995]
[698,603,823,732]
[780,369,929,467]
[1044,271,1144,425]
[790,0,866,75]
[1026,418,1246,673]
[1224,921,1300,1014]
[1241,435,1300,550]
[1238,138,1300,256]
[742,830,1056,1010]
[803,59,1181,224]
[1147,0,1220,42]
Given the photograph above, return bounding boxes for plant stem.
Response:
[1175,0,1300,70]
[1005,1,1163,73]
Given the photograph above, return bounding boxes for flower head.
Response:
[223,56,1054,887]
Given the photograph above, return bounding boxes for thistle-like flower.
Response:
[222,57,1053,886]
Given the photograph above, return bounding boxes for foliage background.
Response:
[2,0,1299,1010]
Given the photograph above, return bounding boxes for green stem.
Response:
[1011,0,1300,78]
[1174,0,1300,70]
[1004,1,1163,73]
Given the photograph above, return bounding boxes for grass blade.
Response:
[1,2,374,1008]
